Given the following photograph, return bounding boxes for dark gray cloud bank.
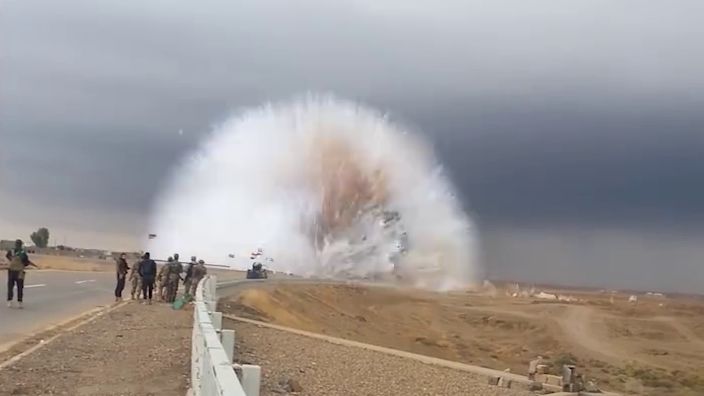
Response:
[1,1,703,292]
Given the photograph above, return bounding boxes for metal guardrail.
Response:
[190,275,261,396]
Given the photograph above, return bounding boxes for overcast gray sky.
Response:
[1,1,703,292]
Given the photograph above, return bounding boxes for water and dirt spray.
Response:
[147,95,480,290]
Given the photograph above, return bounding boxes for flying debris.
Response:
[147,95,479,290]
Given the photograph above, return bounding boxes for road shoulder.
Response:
[0,301,192,396]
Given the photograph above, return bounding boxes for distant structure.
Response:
[0,240,16,251]
[535,292,558,300]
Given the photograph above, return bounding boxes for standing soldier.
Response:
[129,257,142,300]
[188,259,208,296]
[183,256,197,296]
[157,257,172,302]
[5,239,38,309]
[165,257,183,303]
[114,253,130,302]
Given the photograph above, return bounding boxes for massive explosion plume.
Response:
[147,95,480,290]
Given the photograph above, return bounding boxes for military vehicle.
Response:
[246,262,268,279]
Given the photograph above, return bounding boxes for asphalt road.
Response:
[0,270,117,350]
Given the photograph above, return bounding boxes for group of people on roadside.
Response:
[114,252,207,305]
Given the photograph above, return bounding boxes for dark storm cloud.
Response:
[1,1,703,251]
[426,103,704,226]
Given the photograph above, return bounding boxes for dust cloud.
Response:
[147,95,480,290]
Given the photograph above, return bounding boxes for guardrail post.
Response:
[241,365,261,396]
[191,276,251,396]
[209,275,218,301]
[221,329,235,363]
[212,311,223,332]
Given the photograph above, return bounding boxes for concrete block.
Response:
[528,381,543,391]
[562,364,577,385]
[241,364,261,396]
[212,312,223,331]
[498,377,512,388]
[584,381,601,393]
[221,329,235,363]
[544,374,563,386]
[213,364,246,395]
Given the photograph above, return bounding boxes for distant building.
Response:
[0,240,15,251]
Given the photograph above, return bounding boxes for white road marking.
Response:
[75,279,96,284]
[24,284,46,288]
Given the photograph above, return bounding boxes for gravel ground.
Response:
[0,301,192,396]
[228,319,536,396]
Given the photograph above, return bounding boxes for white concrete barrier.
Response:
[190,275,261,396]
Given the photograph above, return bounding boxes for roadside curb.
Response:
[0,301,129,370]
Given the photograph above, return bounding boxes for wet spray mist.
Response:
[147,94,480,290]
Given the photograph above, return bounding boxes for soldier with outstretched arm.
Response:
[5,239,38,309]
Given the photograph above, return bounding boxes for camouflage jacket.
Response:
[191,264,207,280]
[168,261,182,281]
[128,263,141,281]
[157,264,169,282]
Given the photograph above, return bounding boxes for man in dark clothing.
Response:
[5,239,37,309]
[138,252,157,304]
[114,253,130,302]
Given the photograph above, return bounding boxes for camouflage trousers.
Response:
[165,277,180,303]
[157,280,167,301]
[188,277,202,296]
[130,277,142,299]
[183,278,192,296]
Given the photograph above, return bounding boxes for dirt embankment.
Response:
[221,283,704,396]
[30,254,114,271]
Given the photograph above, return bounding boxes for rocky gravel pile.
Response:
[229,319,535,396]
[0,302,192,396]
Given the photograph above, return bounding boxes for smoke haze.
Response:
[148,96,479,289]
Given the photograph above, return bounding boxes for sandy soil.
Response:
[0,301,192,396]
[221,282,704,396]
[229,319,534,396]
[25,254,114,272]
[12,254,245,282]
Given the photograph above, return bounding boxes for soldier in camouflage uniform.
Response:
[128,258,142,300]
[183,256,197,296]
[188,260,208,296]
[165,258,183,303]
[156,257,172,302]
